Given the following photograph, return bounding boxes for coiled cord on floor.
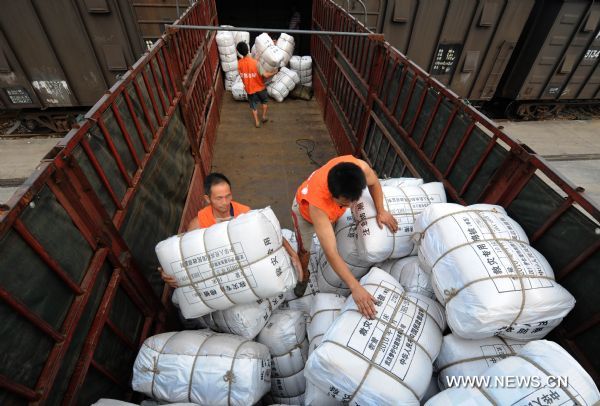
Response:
[295,138,322,167]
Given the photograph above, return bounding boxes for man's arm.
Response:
[357,160,398,233]
[282,238,304,282]
[310,204,377,319]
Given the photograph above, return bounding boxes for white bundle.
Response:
[379,177,424,187]
[250,44,257,58]
[132,330,271,405]
[435,334,525,389]
[231,75,247,101]
[276,33,295,66]
[316,208,373,295]
[260,45,285,74]
[305,268,445,405]
[267,67,298,102]
[218,45,237,63]
[290,55,313,87]
[353,183,446,262]
[224,70,239,91]
[234,31,250,57]
[254,33,275,60]
[305,382,342,405]
[281,234,321,313]
[94,400,198,406]
[216,30,235,47]
[156,207,297,319]
[202,294,284,339]
[426,340,600,405]
[307,293,346,354]
[281,228,298,252]
[377,256,435,298]
[216,30,238,73]
[257,310,308,398]
[220,59,238,73]
[422,375,441,403]
[271,393,305,405]
[415,203,575,340]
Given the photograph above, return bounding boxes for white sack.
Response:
[426,340,600,406]
[260,45,285,73]
[422,375,441,403]
[156,207,297,319]
[267,81,288,102]
[218,44,237,61]
[415,203,576,340]
[305,268,445,405]
[435,334,525,389]
[378,256,435,298]
[305,382,342,405]
[271,367,307,398]
[255,33,275,59]
[276,33,295,66]
[353,183,446,262]
[281,235,321,313]
[220,59,238,73]
[234,31,250,57]
[216,30,235,47]
[281,228,299,253]
[231,76,247,101]
[132,330,271,405]
[251,44,257,58]
[379,177,424,187]
[290,55,312,72]
[281,66,300,85]
[270,393,306,405]
[308,293,346,354]
[316,208,374,295]
[203,294,284,339]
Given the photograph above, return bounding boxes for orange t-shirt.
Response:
[197,201,251,228]
[238,56,265,95]
[295,155,363,223]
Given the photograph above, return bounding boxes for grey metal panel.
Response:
[518,0,592,100]
[564,9,600,99]
[381,0,534,100]
[333,0,384,31]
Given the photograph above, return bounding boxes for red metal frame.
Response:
[312,0,600,385]
[0,0,221,403]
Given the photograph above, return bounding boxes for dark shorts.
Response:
[248,89,268,110]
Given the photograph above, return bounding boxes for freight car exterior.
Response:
[495,0,600,118]
[0,0,146,130]
[0,0,599,404]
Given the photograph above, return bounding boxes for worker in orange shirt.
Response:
[236,41,277,128]
[160,172,303,287]
[291,156,398,319]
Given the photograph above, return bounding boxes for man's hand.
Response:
[351,283,377,319]
[158,267,178,288]
[290,251,305,282]
[376,209,398,233]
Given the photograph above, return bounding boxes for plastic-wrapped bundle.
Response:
[260,45,285,74]
[415,203,575,340]
[315,209,373,295]
[218,45,237,62]
[289,55,312,87]
[254,33,274,59]
[276,33,295,66]
[379,177,424,187]
[231,75,247,101]
[220,59,238,73]
[251,44,257,58]
[426,340,600,405]
[377,256,435,298]
[132,330,271,405]
[216,30,235,47]
[94,400,199,406]
[305,268,445,405]
[270,392,305,405]
[156,207,297,319]
[257,310,308,399]
[202,294,284,339]
[307,293,345,354]
[234,31,250,57]
[305,382,342,405]
[435,334,524,389]
[352,183,446,262]
[224,70,239,91]
[267,67,298,102]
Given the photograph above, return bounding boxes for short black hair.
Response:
[327,162,366,201]
[204,173,231,196]
[236,41,249,57]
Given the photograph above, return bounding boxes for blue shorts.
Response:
[248,89,269,110]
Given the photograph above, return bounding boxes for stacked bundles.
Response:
[377,256,435,299]
[305,268,446,405]
[276,33,295,66]
[435,334,524,389]
[201,294,284,340]
[257,310,308,405]
[132,330,271,405]
[316,208,374,295]
[290,56,313,87]
[260,46,285,75]
[234,30,250,56]
[267,67,299,102]
[426,340,600,405]
[155,207,297,318]
[231,75,247,101]
[415,203,575,340]
[307,293,345,354]
[224,71,238,91]
[216,29,238,77]
[353,182,447,262]
[281,234,321,314]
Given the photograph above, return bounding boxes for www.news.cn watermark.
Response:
[445,375,569,389]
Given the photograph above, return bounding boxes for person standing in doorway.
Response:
[236,41,277,128]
